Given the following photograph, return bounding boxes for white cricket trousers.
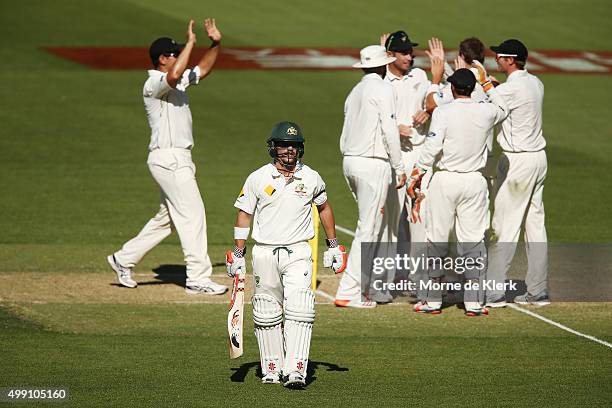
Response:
[252,242,312,303]
[336,156,391,301]
[114,148,213,286]
[426,171,489,244]
[487,150,548,298]
[424,171,489,305]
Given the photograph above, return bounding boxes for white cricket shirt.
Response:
[340,73,405,174]
[431,82,494,153]
[143,66,201,151]
[234,163,328,245]
[418,89,508,173]
[495,70,546,152]
[385,67,430,147]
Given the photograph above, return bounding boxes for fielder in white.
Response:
[106,19,227,295]
[226,122,346,388]
[409,66,508,316]
[373,31,431,303]
[486,39,549,307]
[334,45,406,308]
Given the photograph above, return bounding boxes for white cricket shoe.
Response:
[413,300,441,314]
[261,372,281,384]
[185,279,228,295]
[334,298,377,309]
[107,254,137,288]
[283,372,306,389]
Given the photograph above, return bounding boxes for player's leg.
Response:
[280,242,315,388]
[251,245,285,384]
[455,173,489,315]
[521,151,549,304]
[417,172,457,313]
[152,151,224,294]
[335,157,389,306]
[487,153,536,303]
[109,176,174,288]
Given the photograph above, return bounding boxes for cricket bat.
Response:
[227,270,246,359]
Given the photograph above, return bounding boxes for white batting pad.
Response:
[252,294,284,376]
[283,288,315,375]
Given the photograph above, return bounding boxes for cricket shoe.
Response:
[185,279,228,295]
[107,254,137,288]
[370,291,393,304]
[333,298,377,309]
[283,372,306,389]
[464,306,489,317]
[514,291,550,307]
[261,372,281,384]
[485,296,507,308]
[413,301,441,314]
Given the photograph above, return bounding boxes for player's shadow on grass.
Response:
[137,263,227,287]
[230,360,349,386]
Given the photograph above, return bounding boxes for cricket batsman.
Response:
[226,121,346,388]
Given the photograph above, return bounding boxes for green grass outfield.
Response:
[1,0,611,406]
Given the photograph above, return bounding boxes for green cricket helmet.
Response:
[266,121,305,159]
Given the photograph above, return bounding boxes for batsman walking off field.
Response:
[107,19,227,295]
[226,122,346,388]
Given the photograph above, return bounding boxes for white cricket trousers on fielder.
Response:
[336,156,391,301]
[114,148,213,286]
[487,150,548,298]
[424,171,489,305]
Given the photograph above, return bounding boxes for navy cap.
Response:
[490,39,528,62]
[385,31,418,52]
[447,68,476,92]
[149,37,183,65]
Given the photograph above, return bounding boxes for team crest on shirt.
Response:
[294,183,307,197]
[427,131,436,138]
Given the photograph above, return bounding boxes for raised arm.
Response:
[197,18,222,79]
[167,20,197,88]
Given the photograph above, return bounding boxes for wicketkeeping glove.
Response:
[406,167,426,224]
[323,245,347,274]
[472,61,494,91]
[226,249,246,277]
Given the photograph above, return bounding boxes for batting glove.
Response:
[226,248,246,277]
[323,245,347,274]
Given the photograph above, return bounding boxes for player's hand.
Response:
[454,55,468,70]
[205,18,222,42]
[380,33,390,48]
[412,110,430,127]
[472,60,488,84]
[186,19,196,43]
[226,250,246,277]
[407,167,425,199]
[396,172,407,189]
[323,245,347,274]
[406,167,426,223]
[398,124,412,138]
[427,37,445,60]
